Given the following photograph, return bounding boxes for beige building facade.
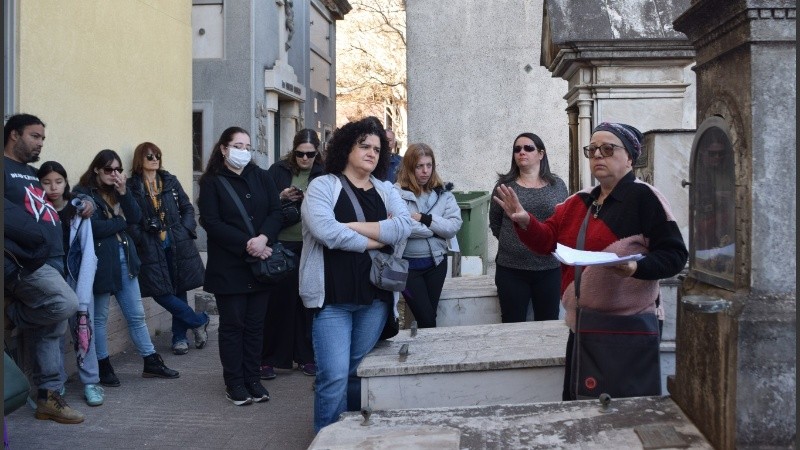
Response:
[5,0,194,191]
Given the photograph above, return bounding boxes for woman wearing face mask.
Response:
[259,129,324,380]
[197,127,282,406]
[127,142,210,356]
[74,150,179,387]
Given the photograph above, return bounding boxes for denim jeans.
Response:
[57,305,100,386]
[152,246,208,345]
[311,299,388,433]
[94,245,156,359]
[6,262,79,391]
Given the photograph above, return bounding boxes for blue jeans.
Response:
[311,299,388,433]
[152,246,208,345]
[94,246,156,359]
[6,262,79,391]
[153,291,208,345]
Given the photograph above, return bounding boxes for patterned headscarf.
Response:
[592,122,643,161]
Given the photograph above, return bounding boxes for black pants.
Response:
[494,265,561,323]
[403,260,448,328]
[261,240,314,368]
[216,291,269,387]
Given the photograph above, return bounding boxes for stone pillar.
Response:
[671,2,796,448]
[576,96,593,188]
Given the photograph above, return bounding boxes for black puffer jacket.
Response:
[127,171,205,298]
[73,185,142,295]
[198,164,282,295]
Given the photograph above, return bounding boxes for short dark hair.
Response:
[4,114,45,146]
[324,117,389,179]
[36,160,73,202]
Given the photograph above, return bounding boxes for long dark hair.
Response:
[131,141,163,175]
[324,117,389,178]
[199,126,250,184]
[497,132,558,186]
[282,128,323,176]
[36,160,74,202]
[77,149,123,190]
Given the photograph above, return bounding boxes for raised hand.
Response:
[492,184,531,228]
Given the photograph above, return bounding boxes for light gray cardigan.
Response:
[299,174,413,309]
[394,186,462,266]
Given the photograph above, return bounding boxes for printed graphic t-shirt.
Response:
[4,156,64,259]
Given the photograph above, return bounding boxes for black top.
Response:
[323,178,393,306]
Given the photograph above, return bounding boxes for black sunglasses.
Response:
[513,144,538,153]
[101,167,123,174]
[294,150,317,159]
[145,153,161,161]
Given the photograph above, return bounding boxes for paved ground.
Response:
[5,315,318,450]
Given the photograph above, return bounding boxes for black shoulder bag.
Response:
[218,177,295,284]
[571,205,661,400]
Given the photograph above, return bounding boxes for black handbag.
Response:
[570,207,661,400]
[379,306,400,340]
[218,177,296,284]
[338,174,409,292]
[280,200,301,227]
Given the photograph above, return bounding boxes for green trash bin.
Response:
[452,191,491,258]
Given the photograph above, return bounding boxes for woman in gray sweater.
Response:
[489,132,568,322]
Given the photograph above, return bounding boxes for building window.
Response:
[192,111,204,172]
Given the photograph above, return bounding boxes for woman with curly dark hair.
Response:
[299,117,412,432]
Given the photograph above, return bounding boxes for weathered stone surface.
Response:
[311,396,713,449]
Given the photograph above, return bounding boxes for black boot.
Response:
[98,357,121,387]
[142,353,180,379]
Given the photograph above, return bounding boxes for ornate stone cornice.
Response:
[318,0,352,20]
[548,41,695,80]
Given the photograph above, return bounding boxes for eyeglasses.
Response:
[294,150,317,159]
[102,167,124,174]
[145,154,161,161]
[513,144,538,154]
[227,145,253,152]
[582,143,624,158]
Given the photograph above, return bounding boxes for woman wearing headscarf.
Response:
[493,122,687,400]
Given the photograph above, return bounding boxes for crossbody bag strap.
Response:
[218,176,256,237]
[338,174,398,259]
[573,206,593,307]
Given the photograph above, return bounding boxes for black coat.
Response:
[73,184,142,295]
[127,171,205,298]
[197,164,282,295]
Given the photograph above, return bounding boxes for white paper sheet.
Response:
[552,243,644,267]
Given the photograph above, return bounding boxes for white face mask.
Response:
[226,147,251,169]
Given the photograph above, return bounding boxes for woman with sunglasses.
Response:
[198,127,282,406]
[74,149,179,387]
[127,142,210,356]
[493,122,687,400]
[489,133,568,323]
[258,129,324,380]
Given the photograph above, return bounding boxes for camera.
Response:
[70,197,86,214]
[145,217,162,233]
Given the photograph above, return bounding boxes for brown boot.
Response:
[34,389,85,424]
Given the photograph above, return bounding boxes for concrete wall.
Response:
[406,0,569,264]
[17,0,194,192]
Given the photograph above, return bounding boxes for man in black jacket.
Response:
[4,113,92,424]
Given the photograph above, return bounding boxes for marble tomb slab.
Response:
[310,396,713,449]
